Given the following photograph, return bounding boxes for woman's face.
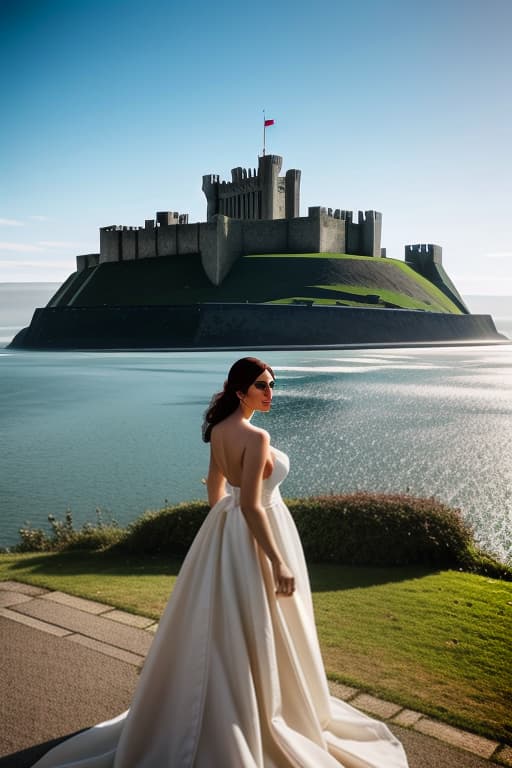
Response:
[239,368,275,413]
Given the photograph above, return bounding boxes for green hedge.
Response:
[115,493,510,578]
[12,494,511,579]
[287,493,472,566]
[118,493,474,567]
[119,502,209,556]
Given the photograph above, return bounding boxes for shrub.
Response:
[15,509,124,553]
[286,493,473,567]
[114,492,509,577]
[16,525,52,552]
[117,502,209,555]
[457,544,512,580]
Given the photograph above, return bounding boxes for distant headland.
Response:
[9,154,507,349]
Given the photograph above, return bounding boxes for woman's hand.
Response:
[272,560,295,597]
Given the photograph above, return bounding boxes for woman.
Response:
[32,357,408,768]
[204,357,296,600]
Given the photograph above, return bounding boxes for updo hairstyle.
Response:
[202,357,275,442]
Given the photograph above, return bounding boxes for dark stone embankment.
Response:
[8,303,507,350]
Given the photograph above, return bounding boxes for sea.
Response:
[1,283,511,563]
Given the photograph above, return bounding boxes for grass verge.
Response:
[1,551,510,745]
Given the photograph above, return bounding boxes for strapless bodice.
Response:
[229,447,289,507]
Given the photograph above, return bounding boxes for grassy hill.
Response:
[53,252,464,314]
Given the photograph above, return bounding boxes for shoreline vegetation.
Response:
[7,492,511,578]
[1,492,511,745]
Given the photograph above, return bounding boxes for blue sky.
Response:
[1,0,511,294]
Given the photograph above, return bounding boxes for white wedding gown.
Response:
[33,448,408,768]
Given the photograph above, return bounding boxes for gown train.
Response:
[32,448,408,768]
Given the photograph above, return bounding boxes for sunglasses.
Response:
[254,380,275,390]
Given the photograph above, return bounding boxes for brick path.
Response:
[1,581,510,768]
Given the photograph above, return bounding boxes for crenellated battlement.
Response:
[202,174,220,187]
[230,166,258,182]
[405,243,442,259]
[308,207,381,223]
[100,212,189,233]
[156,211,189,226]
[306,207,382,257]
[405,243,443,268]
[202,154,300,222]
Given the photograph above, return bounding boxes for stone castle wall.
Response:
[83,207,383,287]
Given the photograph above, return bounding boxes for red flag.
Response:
[264,119,275,127]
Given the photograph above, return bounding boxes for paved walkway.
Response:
[0,580,510,768]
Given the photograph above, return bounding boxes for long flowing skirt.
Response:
[32,489,408,767]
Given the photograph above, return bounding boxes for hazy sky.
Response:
[1,0,511,294]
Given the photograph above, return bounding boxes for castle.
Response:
[12,152,507,349]
[63,152,473,319]
[76,154,394,286]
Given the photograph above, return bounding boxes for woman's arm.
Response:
[206,451,226,507]
[240,431,295,597]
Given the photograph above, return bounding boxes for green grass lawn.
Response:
[1,552,510,744]
[311,283,459,313]
[266,289,448,312]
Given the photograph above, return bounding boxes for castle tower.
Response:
[405,243,443,272]
[202,174,220,222]
[201,155,300,222]
[285,169,301,219]
[360,211,382,258]
[258,154,283,219]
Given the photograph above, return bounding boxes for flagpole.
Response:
[263,110,266,156]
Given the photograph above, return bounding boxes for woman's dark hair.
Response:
[202,357,275,442]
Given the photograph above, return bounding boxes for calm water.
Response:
[1,285,511,561]
[0,283,61,347]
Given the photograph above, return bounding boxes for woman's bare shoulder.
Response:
[211,418,270,449]
[244,425,270,447]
